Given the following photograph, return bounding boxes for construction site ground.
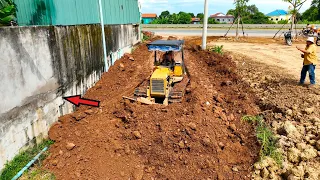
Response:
[42,36,320,180]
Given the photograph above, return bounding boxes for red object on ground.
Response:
[63,95,100,107]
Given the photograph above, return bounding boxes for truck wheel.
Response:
[316,39,320,46]
[286,38,292,46]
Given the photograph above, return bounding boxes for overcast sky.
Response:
[140,0,312,15]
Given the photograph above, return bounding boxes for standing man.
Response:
[296,37,318,87]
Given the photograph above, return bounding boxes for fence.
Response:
[13,0,140,26]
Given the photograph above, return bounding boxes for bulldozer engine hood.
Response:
[151,67,171,79]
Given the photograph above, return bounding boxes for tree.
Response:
[177,12,192,24]
[0,0,16,26]
[188,13,195,18]
[302,6,318,21]
[246,5,259,14]
[208,18,218,24]
[159,10,170,19]
[197,13,204,18]
[301,0,319,21]
[234,0,249,39]
[242,12,272,24]
[196,13,204,23]
[227,9,236,16]
[283,0,308,37]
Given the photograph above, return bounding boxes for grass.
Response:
[242,115,283,166]
[142,34,150,42]
[20,168,55,180]
[0,139,55,180]
[209,45,224,55]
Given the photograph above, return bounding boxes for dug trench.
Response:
[44,39,261,179]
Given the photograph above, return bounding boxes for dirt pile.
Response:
[44,40,261,179]
[233,53,320,180]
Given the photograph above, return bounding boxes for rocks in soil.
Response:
[66,143,76,151]
[315,140,320,151]
[287,148,301,163]
[132,166,144,180]
[84,109,94,115]
[71,113,87,121]
[218,142,225,149]
[178,141,185,149]
[300,146,317,161]
[286,109,293,117]
[282,121,301,140]
[303,107,314,115]
[232,166,239,172]
[119,63,125,71]
[202,136,211,146]
[129,56,135,61]
[187,122,197,130]
[133,131,142,139]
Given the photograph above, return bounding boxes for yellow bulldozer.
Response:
[128,40,190,105]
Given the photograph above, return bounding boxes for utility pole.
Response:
[202,0,208,50]
[98,0,108,71]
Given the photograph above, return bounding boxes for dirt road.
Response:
[42,36,320,179]
[43,38,261,179]
[210,41,320,84]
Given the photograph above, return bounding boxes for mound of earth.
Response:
[44,40,260,179]
[232,52,320,180]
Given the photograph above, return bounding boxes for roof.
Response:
[148,40,184,46]
[211,12,223,17]
[147,40,185,52]
[266,9,288,17]
[142,13,157,18]
[210,13,234,18]
[192,18,201,22]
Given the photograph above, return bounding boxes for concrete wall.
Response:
[0,24,140,170]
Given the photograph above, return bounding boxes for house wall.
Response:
[269,15,291,23]
[213,17,234,23]
[0,24,140,171]
[142,18,155,24]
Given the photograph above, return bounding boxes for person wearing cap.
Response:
[296,37,318,87]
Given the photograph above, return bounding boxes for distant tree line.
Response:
[148,2,320,25]
[301,0,320,23]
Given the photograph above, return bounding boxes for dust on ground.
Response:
[43,37,261,179]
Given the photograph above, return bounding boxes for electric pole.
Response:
[98,0,108,71]
[202,0,208,50]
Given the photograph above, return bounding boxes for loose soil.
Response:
[44,38,261,179]
[221,45,320,179]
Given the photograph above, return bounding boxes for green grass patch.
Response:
[142,34,150,42]
[21,168,55,180]
[242,115,283,166]
[0,139,54,180]
[209,45,224,55]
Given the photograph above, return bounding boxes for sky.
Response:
[140,0,313,15]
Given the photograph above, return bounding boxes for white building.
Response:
[210,13,234,24]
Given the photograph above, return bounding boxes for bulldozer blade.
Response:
[137,97,155,105]
[122,96,155,105]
